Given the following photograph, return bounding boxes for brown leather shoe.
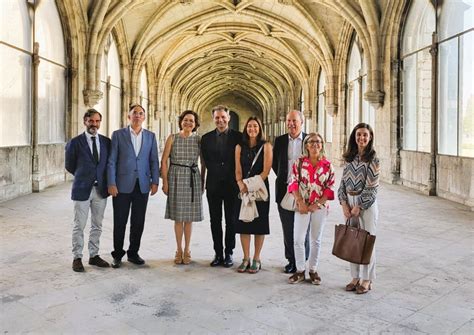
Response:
[72,258,85,272]
[345,279,360,291]
[288,271,305,284]
[88,255,110,268]
[356,281,372,294]
[309,271,321,285]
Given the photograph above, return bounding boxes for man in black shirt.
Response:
[201,105,242,267]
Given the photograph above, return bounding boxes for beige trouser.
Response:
[347,195,378,281]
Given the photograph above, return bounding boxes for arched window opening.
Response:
[317,70,333,143]
[438,0,474,157]
[36,0,66,144]
[401,0,435,152]
[229,110,239,131]
[299,89,304,113]
[347,35,375,134]
[140,67,149,129]
[300,89,311,134]
[99,35,122,136]
[0,0,32,146]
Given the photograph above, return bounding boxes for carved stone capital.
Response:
[364,90,385,109]
[82,89,103,107]
[325,104,338,117]
[303,109,312,119]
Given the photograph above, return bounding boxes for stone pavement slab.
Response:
[0,173,473,334]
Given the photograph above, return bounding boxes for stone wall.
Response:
[0,146,32,201]
[399,150,431,192]
[0,144,67,203]
[34,144,67,191]
[398,151,474,210]
[437,155,474,210]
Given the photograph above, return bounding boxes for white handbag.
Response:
[280,191,296,211]
[279,159,303,212]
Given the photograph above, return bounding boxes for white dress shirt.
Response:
[129,126,143,157]
[287,132,303,183]
[84,131,100,160]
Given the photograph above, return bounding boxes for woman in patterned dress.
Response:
[234,116,272,273]
[161,110,204,265]
[287,133,335,285]
[338,123,380,294]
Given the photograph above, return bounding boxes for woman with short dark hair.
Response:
[161,110,204,265]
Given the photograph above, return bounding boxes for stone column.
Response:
[391,59,401,184]
[303,109,312,133]
[105,75,111,136]
[32,43,41,192]
[428,32,438,196]
[279,115,286,137]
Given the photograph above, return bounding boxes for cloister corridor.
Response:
[1,0,474,333]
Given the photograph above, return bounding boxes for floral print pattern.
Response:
[287,156,335,205]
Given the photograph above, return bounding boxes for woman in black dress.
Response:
[234,116,272,273]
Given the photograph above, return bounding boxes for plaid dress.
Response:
[165,133,203,222]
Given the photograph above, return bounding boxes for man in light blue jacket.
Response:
[107,104,160,268]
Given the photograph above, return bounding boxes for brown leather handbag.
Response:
[332,217,376,265]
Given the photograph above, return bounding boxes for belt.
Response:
[347,190,362,196]
[170,162,198,202]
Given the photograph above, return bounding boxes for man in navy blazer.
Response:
[107,104,160,268]
[272,110,309,274]
[65,109,111,272]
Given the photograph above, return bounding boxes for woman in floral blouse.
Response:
[338,123,380,294]
[287,133,335,285]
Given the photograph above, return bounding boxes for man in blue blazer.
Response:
[107,104,160,268]
[65,109,111,272]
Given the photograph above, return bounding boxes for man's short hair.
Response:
[287,109,304,123]
[83,109,102,121]
[129,103,146,114]
[211,105,229,116]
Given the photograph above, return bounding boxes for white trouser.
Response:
[72,187,107,259]
[294,208,327,272]
[348,195,378,281]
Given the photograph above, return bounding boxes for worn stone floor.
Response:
[0,172,473,334]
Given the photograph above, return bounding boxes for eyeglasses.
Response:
[307,140,322,145]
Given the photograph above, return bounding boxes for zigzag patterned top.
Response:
[337,155,380,210]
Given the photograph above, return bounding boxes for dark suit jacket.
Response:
[272,132,307,204]
[65,133,111,201]
[201,128,242,193]
[107,127,160,194]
